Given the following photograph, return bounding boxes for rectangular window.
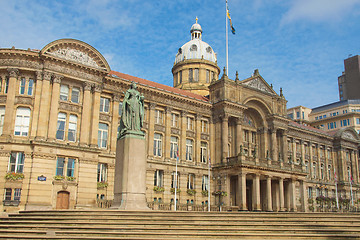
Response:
[67,158,75,177]
[60,85,69,101]
[14,107,30,136]
[357,118,360,125]
[206,70,210,83]
[186,139,193,161]
[56,157,65,176]
[8,152,25,173]
[119,102,123,116]
[308,187,312,198]
[302,111,305,119]
[328,165,332,180]
[187,117,194,130]
[201,120,208,133]
[14,188,21,201]
[27,79,34,96]
[56,157,76,177]
[68,114,77,142]
[153,133,162,157]
[194,68,199,82]
[170,136,178,159]
[19,78,26,94]
[296,111,300,119]
[97,163,107,182]
[200,142,207,163]
[189,69,193,82]
[56,112,66,140]
[0,106,5,135]
[71,87,80,103]
[155,110,163,125]
[202,175,209,191]
[171,113,179,128]
[100,97,110,113]
[5,189,12,201]
[288,113,294,119]
[171,171,179,189]
[179,71,182,84]
[154,170,163,187]
[98,123,108,148]
[187,173,195,189]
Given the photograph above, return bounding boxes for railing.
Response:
[96,199,113,208]
[148,202,222,211]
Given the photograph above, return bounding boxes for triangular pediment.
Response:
[241,74,277,96]
[40,39,111,72]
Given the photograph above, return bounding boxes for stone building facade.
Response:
[0,22,359,213]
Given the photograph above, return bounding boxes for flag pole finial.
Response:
[195,16,198,23]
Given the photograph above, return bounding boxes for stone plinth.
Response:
[112,131,149,210]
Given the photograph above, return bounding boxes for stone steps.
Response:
[1,210,360,239]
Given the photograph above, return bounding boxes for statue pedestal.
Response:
[112,131,149,210]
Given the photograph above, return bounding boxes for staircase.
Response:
[1,210,360,239]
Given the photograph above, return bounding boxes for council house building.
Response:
[0,20,359,213]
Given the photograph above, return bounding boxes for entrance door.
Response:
[230,176,238,206]
[56,191,70,209]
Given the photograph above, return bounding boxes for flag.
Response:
[334,168,337,182]
[227,5,235,34]
[208,152,211,168]
[176,147,179,162]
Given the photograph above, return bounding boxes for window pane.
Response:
[19,78,26,94]
[56,113,66,140]
[68,115,77,142]
[28,79,34,95]
[5,189,12,201]
[56,157,65,176]
[60,85,69,101]
[67,158,75,177]
[71,87,80,103]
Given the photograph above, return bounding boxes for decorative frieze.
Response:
[154,124,165,132]
[47,47,100,69]
[186,131,195,138]
[99,113,111,122]
[59,102,81,113]
[0,96,7,104]
[171,128,180,135]
[0,59,42,70]
[201,133,209,141]
[15,96,34,106]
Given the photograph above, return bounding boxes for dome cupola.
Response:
[172,18,220,96]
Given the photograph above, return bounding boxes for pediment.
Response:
[241,76,276,95]
[41,39,110,72]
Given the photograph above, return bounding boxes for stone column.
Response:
[30,71,43,139]
[147,103,156,157]
[290,178,297,212]
[266,176,273,211]
[164,107,172,159]
[282,130,288,163]
[353,151,359,183]
[3,68,19,137]
[221,115,229,162]
[236,117,242,155]
[270,128,277,161]
[90,84,102,147]
[36,71,52,140]
[224,174,231,207]
[47,74,62,141]
[260,128,268,159]
[238,172,247,210]
[80,82,92,146]
[252,174,261,211]
[110,94,120,152]
[180,111,187,161]
[300,180,308,212]
[195,114,202,164]
[279,178,285,211]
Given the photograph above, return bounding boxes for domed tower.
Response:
[172,18,220,96]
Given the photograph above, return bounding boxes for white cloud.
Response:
[281,0,360,24]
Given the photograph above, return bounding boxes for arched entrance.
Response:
[56,191,70,209]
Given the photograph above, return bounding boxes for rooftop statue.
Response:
[119,82,144,137]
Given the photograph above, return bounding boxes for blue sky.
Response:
[1,0,360,108]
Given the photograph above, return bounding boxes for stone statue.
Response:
[119,82,144,137]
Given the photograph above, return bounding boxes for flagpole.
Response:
[208,150,211,212]
[174,148,178,211]
[334,167,339,209]
[225,0,229,76]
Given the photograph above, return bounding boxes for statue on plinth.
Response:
[119,82,144,137]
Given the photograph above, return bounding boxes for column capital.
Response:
[93,84,102,93]
[7,68,19,78]
[180,110,188,117]
[113,94,121,102]
[195,113,202,121]
[53,74,63,84]
[165,106,173,114]
[221,114,229,121]
[43,71,52,81]
[83,81,93,91]
[149,102,156,110]
[35,71,43,81]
